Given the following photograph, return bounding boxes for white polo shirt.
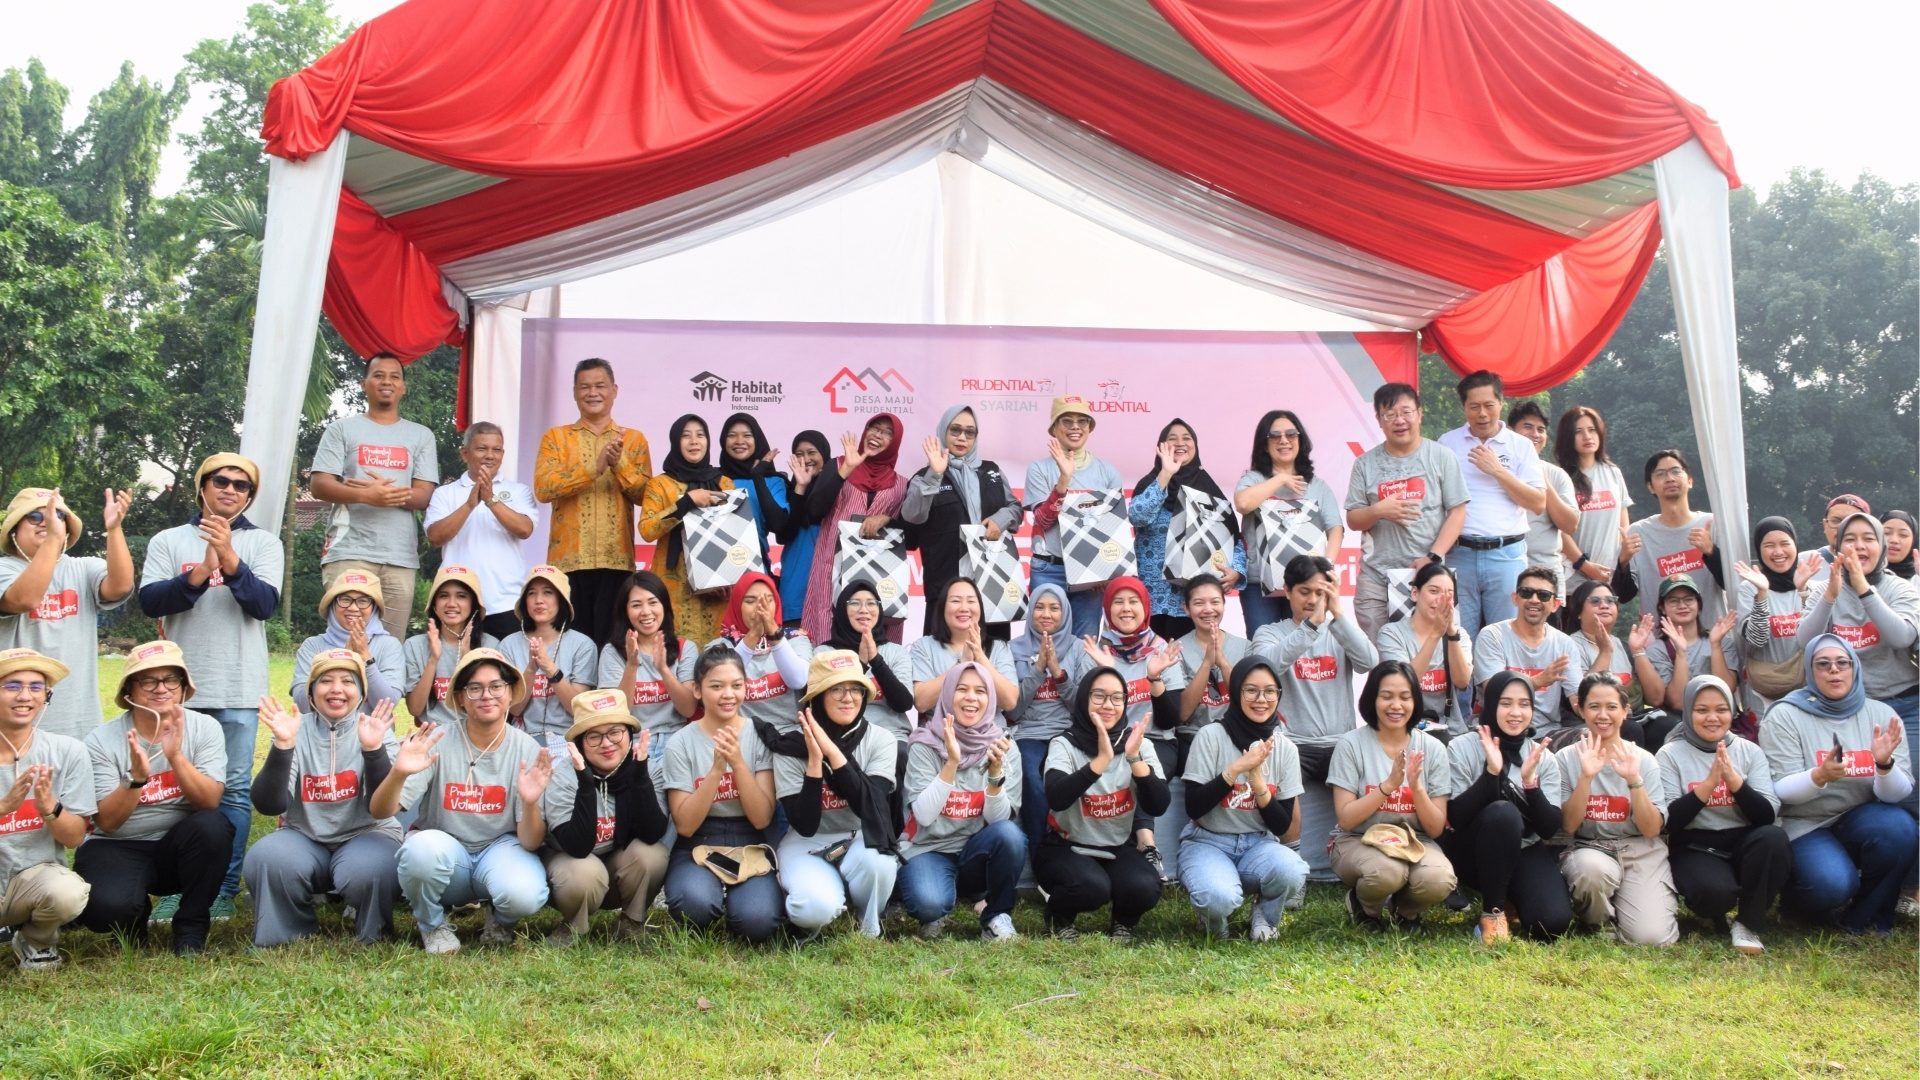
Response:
[424,474,535,615]
[1437,423,1543,541]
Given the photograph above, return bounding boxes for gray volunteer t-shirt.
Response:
[0,554,125,740]
[293,633,405,712]
[703,634,812,734]
[500,629,599,741]
[1250,614,1378,744]
[1344,440,1469,585]
[659,721,773,823]
[814,640,914,739]
[86,709,227,843]
[402,631,499,728]
[1447,734,1542,847]
[1172,631,1248,737]
[398,720,543,852]
[0,731,94,893]
[1759,697,1906,840]
[1009,637,1090,743]
[596,638,698,740]
[910,637,1017,700]
[1646,636,1718,698]
[274,714,402,845]
[1472,621,1583,730]
[1623,513,1723,623]
[140,521,284,709]
[1654,736,1777,833]
[1044,737,1165,848]
[1527,462,1577,594]
[1572,463,1633,572]
[774,724,899,837]
[901,739,1024,857]
[1182,722,1302,836]
[542,766,618,858]
[311,413,441,568]
[1542,741,1663,842]
[1568,632,1645,713]
[1375,619,1463,731]
[1327,726,1453,838]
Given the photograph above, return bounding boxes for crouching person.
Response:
[371,648,553,954]
[243,649,403,947]
[0,650,94,970]
[542,688,670,946]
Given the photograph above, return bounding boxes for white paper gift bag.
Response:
[1162,489,1234,587]
[681,488,765,595]
[1245,500,1326,593]
[1059,489,1137,591]
[959,523,1027,622]
[834,522,912,618]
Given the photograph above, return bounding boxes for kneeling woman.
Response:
[1329,661,1457,931]
[1442,672,1571,943]
[899,662,1027,940]
[372,649,553,954]
[1177,656,1309,940]
[1544,672,1678,945]
[1035,668,1170,940]
[541,689,670,946]
[659,648,784,942]
[775,650,902,939]
[244,650,402,947]
[1655,674,1788,953]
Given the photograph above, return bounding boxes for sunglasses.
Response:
[947,424,978,439]
[1515,587,1556,602]
[23,510,46,525]
[205,475,255,494]
[1267,430,1301,442]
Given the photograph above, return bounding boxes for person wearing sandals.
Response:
[372,648,554,954]
[898,662,1026,941]
[775,650,902,939]
[244,650,402,947]
[499,566,598,742]
[1444,671,1572,944]
[1177,656,1308,940]
[1035,667,1169,941]
[402,564,499,728]
[541,688,670,946]
[1543,672,1679,945]
[1654,674,1788,954]
[1329,661,1458,932]
[0,650,93,971]
[659,648,784,943]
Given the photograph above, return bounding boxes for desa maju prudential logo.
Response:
[688,370,783,408]
[821,366,915,414]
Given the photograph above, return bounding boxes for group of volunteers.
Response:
[0,354,1912,970]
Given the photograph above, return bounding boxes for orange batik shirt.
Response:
[533,422,654,573]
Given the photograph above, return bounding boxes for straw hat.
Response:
[115,639,197,710]
[426,564,487,621]
[304,648,368,703]
[193,452,261,512]
[317,570,385,618]
[0,648,70,686]
[514,565,573,626]
[1,489,82,556]
[1048,394,1095,427]
[799,648,876,705]
[450,647,529,713]
[563,687,640,742]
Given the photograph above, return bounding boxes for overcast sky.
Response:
[7,0,1916,195]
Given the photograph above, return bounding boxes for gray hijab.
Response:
[934,404,983,522]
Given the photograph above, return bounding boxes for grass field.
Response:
[11,656,1908,1079]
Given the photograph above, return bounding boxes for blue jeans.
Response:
[1015,738,1051,877]
[1238,589,1287,639]
[1030,558,1104,637]
[203,706,258,898]
[396,831,549,933]
[1447,539,1525,641]
[1785,801,1919,933]
[899,819,1027,924]
[1177,823,1308,932]
[777,830,899,937]
[665,819,785,943]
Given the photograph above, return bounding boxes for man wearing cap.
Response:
[74,640,232,954]
[534,358,655,649]
[1345,384,1470,639]
[0,486,136,741]
[310,354,442,639]
[1436,372,1547,641]
[1025,395,1128,636]
[541,688,670,946]
[294,571,406,715]
[1614,449,1727,625]
[243,649,403,947]
[426,422,536,643]
[0,649,94,971]
[137,452,285,920]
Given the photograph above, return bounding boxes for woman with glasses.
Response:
[293,570,404,714]
[1643,574,1737,714]
[540,688,669,945]
[1130,418,1245,641]
[1562,581,1654,720]
[901,404,1022,638]
[1234,411,1343,635]
[818,582,915,764]
[1024,395,1127,636]
[404,565,498,728]
[371,648,553,954]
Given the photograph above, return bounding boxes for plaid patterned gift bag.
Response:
[1163,489,1234,587]
[1060,489,1137,591]
[683,488,765,595]
[1384,567,1418,624]
[835,521,912,618]
[959,524,1027,622]
[1245,500,1327,592]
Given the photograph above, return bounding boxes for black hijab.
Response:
[1752,516,1799,594]
[1064,666,1131,757]
[1132,418,1230,523]
[662,414,723,488]
[827,580,881,652]
[1885,511,1917,580]
[1219,655,1284,751]
[718,412,772,481]
[1477,671,1536,767]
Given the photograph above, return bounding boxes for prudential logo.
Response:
[822,366,916,414]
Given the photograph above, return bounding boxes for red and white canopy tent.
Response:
[241,0,1749,561]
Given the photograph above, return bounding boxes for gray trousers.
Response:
[243,828,401,947]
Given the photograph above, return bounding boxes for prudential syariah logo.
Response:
[821,365,916,414]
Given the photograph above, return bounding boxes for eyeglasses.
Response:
[333,595,375,611]
[1587,595,1618,606]
[947,424,977,439]
[1055,416,1092,430]
[1267,430,1301,442]
[132,674,185,692]
[205,475,254,494]
[1812,658,1855,672]
[462,681,511,699]
[1086,691,1127,707]
[1241,687,1280,700]
[0,681,49,696]
[582,729,630,747]
[1378,408,1418,422]
[845,598,881,611]
[825,684,866,699]
[1515,587,1556,602]
[1651,466,1688,480]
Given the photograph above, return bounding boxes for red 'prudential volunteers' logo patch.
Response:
[301,770,360,803]
[0,804,45,836]
[357,445,411,471]
[1815,748,1878,780]
[1830,623,1881,651]
[137,771,183,805]
[1686,779,1734,808]
[1655,549,1706,578]
[29,589,79,622]
[1577,490,1617,513]
[1222,781,1278,811]
[1376,478,1427,505]
[1365,783,1415,814]
[1585,794,1630,823]
[1293,655,1338,683]
[693,770,740,802]
[443,783,507,815]
[1079,788,1135,820]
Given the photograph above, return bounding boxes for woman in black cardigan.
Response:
[899,404,1022,639]
[541,689,671,945]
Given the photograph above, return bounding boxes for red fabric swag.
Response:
[1147,0,1737,189]
[323,189,461,360]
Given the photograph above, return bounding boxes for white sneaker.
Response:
[915,915,950,941]
[981,913,1018,941]
[1729,921,1765,955]
[420,925,461,955]
[12,932,62,972]
[1249,908,1279,942]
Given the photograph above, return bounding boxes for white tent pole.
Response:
[1654,139,1751,589]
[468,287,560,483]
[238,132,351,536]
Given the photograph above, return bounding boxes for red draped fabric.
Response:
[264,0,935,175]
[1423,201,1662,395]
[1147,0,1737,189]
[323,190,461,359]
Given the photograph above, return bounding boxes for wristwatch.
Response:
[1426,551,1443,564]
[125,776,146,790]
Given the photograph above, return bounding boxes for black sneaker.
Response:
[1051,924,1081,941]
[1108,924,1135,945]
[1395,913,1425,935]
[1443,888,1471,912]
[1345,888,1386,933]
[1141,846,1171,885]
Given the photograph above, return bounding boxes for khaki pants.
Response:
[1331,834,1457,919]
[1,862,91,949]
[546,840,669,934]
[323,560,417,638]
[1559,836,1680,945]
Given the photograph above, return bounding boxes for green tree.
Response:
[0,59,68,187]
[181,0,346,204]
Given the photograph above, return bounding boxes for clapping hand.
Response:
[258,694,301,749]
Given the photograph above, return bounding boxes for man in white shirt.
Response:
[425,422,535,641]
[1437,371,1546,641]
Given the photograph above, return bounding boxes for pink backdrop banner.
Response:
[517,319,1416,629]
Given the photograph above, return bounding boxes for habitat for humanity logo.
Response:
[689,370,783,408]
[822,366,915,414]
